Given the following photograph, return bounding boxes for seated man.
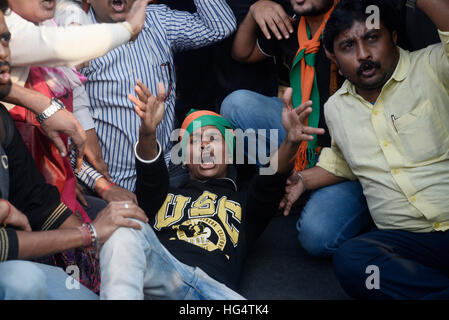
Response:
[0,2,148,298]
[282,0,449,299]
[220,0,371,257]
[97,80,324,299]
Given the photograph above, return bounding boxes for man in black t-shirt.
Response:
[220,0,373,258]
[98,78,325,299]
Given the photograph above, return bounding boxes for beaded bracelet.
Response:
[85,222,99,254]
[77,224,92,248]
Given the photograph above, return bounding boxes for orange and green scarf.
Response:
[290,5,336,172]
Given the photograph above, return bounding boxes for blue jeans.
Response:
[297,181,372,257]
[99,219,245,300]
[333,229,449,299]
[221,90,372,257]
[221,90,285,164]
[0,260,98,300]
[82,195,107,220]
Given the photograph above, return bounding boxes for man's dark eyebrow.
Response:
[362,29,380,39]
[337,37,354,48]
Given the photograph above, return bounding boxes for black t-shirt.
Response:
[257,19,340,148]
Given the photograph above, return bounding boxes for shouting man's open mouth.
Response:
[110,0,127,13]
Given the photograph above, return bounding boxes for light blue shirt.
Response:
[76,1,236,191]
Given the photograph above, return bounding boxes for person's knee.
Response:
[298,226,334,258]
[333,239,372,298]
[0,261,47,299]
[102,219,156,254]
[297,213,337,258]
[220,90,254,120]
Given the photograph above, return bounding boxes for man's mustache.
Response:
[356,60,381,75]
[108,0,127,5]
[0,60,11,71]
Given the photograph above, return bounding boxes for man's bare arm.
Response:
[417,0,449,32]
[16,228,85,259]
[16,201,148,260]
[301,165,347,191]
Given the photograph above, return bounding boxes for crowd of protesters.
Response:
[0,0,447,300]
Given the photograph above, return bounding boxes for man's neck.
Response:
[305,12,328,36]
[356,88,381,104]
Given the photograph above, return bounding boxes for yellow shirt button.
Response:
[393,169,400,175]
[410,196,417,203]
[434,222,440,228]
[373,110,379,116]
[383,141,388,147]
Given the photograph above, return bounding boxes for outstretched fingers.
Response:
[302,126,325,136]
[282,87,294,111]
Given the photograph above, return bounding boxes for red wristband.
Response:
[0,199,11,228]
[99,182,116,197]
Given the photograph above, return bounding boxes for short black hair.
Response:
[323,0,400,54]
[0,0,8,13]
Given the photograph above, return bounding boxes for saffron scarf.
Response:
[290,4,336,171]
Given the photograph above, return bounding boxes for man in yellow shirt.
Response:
[281,0,449,299]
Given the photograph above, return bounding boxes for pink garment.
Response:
[40,18,87,99]
[26,66,91,223]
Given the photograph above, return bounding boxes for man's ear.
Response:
[325,48,338,66]
[392,30,398,45]
[325,48,343,75]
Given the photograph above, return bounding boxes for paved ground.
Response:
[239,211,349,300]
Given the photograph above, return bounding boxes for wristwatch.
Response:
[36,97,66,124]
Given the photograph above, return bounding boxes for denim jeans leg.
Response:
[0,260,46,300]
[82,195,108,220]
[296,180,372,258]
[221,90,286,165]
[0,260,98,300]
[100,219,244,300]
[33,262,99,300]
[333,229,449,299]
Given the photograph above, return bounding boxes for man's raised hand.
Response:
[249,0,294,40]
[128,80,166,137]
[281,87,325,145]
[126,0,153,41]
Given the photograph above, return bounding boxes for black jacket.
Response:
[0,104,72,261]
[135,151,289,290]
